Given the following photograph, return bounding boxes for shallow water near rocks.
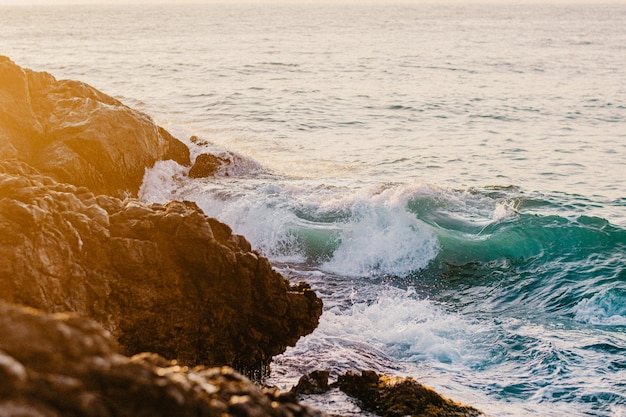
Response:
[2,3,625,416]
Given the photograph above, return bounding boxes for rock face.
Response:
[0,57,322,371]
[0,301,325,417]
[0,159,322,370]
[0,57,326,413]
[0,56,190,198]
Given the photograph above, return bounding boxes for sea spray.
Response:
[573,288,626,326]
[319,186,440,277]
[138,160,188,203]
[140,165,443,273]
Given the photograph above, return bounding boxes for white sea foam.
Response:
[573,289,626,326]
[320,286,485,368]
[320,189,440,277]
[138,160,188,204]
[143,177,442,276]
[492,199,520,222]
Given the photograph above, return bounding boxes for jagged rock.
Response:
[335,370,483,417]
[0,160,322,370]
[189,153,231,178]
[0,301,326,417]
[0,56,190,197]
[291,370,331,395]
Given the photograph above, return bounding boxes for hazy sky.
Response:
[1,0,624,4]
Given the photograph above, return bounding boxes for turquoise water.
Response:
[2,3,625,416]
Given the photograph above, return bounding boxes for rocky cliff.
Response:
[0,159,321,370]
[0,57,322,371]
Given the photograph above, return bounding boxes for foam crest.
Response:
[492,199,520,222]
[193,182,306,263]
[318,286,486,368]
[309,185,440,277]
[573,288,626,326]
[138,160,188,203]
[183,181,442,277]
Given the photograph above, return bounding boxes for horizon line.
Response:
[2,0,626,5]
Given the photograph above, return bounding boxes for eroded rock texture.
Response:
[0,301,325,417]
[0,55,190,198]
[0,160,322,370]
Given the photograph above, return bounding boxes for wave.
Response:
[419,216,625,329]
[141,160,625,263]
[140,159,626,328]
[139,151,626,416]
[270,273,626,417]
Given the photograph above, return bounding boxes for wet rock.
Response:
[189,153,231,178]
[291,370,331,395]
[0,56,190,197]
[335,370,483,417]
[0,160,322,370]
[0,301,326,417]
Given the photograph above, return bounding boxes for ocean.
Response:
[1,2,625,416]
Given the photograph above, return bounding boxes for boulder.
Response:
[0,300,325,417]
[335,370,483,417]
[0,56,190,198]
[189,152,231,178]
[291,370,331,395]
[0,159,322,371]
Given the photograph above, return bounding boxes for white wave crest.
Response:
[318,286,486,368]
[573,289,626,326]
[316,184,439,277]
[138,160,188,203]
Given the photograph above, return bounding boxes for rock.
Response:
[0,56,190,197]
[335,370,483,417]
[0,159,322,371]
[291,370,331,395]
[0,301,326,417]
[189,153,231,178]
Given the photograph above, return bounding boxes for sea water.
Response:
[1,3,625,416]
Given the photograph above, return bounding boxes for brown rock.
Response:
[0,301,326,417]
[335,370,483,417]
[291,370,331,395]
[0,160,322,371]
[189,153,231,178]
[0,56,190,197]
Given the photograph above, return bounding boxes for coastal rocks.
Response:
[0,159,322,370]
[0,301,325,417]
[189,153,231,178]
[0,56,190,197]
[335,370,483,417]
[291,370,331,395]
[291,370,482,417]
